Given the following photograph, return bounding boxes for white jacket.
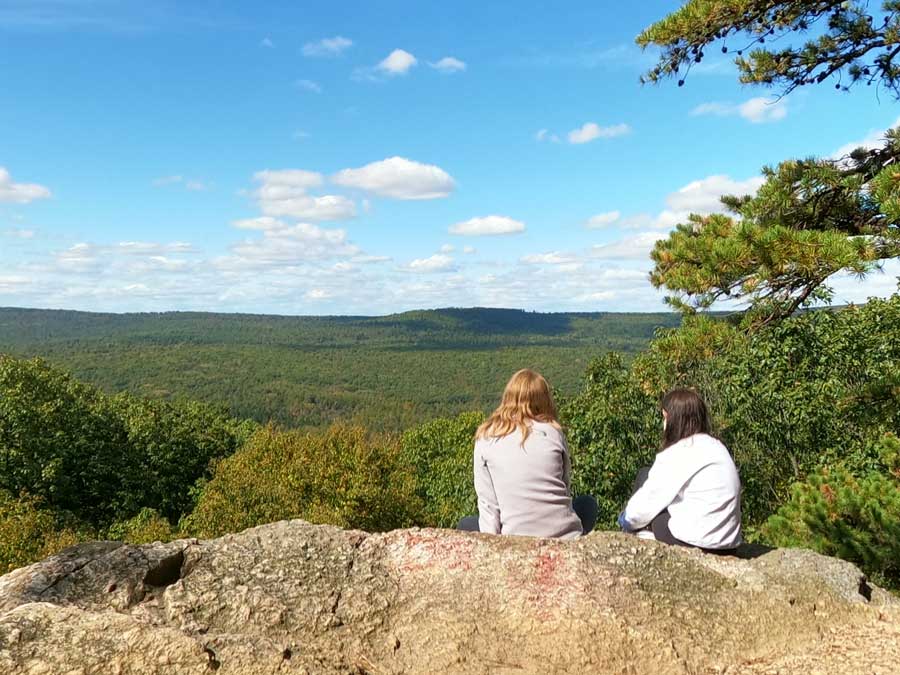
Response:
[623,433,742,549]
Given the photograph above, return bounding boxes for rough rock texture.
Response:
[0,521,898,674]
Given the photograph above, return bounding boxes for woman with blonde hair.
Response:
[457,369,597,538]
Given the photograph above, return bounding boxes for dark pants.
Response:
[630,467,737,555]
[457,494,599,535]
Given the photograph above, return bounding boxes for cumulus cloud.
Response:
[691,97,787,124]
[590,232,665,260]
[449,215,526,236]
[405,253,455,273]
[567,122,631,144]
[302,36,353,57]
[295,79,322,94]
[227,222,359,267]
[429,57,466,73]
[521,252,577,265]
[3,227,35,239]
[0,168,51,204]
[535,129,561,143]
[377,49,417,75]
[585,211,621,228]
[260,37,274,48]
[332,157,455,200]
[831,115,900,159]
[603,175,764,233]
[251,169,355,221]
[153,175,211,191]
[665,175,764,214]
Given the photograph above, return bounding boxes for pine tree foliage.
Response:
[650,130,900,327]
[638,0,900,96]
[764,433,900,588]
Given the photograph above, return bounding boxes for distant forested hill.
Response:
[0,307,680,430]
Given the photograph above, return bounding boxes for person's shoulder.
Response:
[530,420,567,443]
[678,433,729,453]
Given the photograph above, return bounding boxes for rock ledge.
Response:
[0,520,897,674]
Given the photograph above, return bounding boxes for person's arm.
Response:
[560,431,574,498]
[620,452,691,531]
[473,447,501,534]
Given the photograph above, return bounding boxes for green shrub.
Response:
[103,395,256,521]
[628,297,900,527]
[560,353,660,528]
[400,411,483,527]
[181,425,422,538]
[0,355,255,526]
[0,356,128,522]
[763,433,900,589]
[0,491,87,574]
[107,507,175,545]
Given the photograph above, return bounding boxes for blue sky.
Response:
[1,0,898,314]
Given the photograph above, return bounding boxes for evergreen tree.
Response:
[650,132,900,327]
[638,0,900,97]
[764,433,900,588]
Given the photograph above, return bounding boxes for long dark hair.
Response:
[661,388,711,450]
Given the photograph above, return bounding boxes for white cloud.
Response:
[585,211,621,228]
[604,175,764,233]
[521,252,577,265]
[691,97,787,124]
[377,49,417,75]
[590,232,665,260]
[305,288,332,300]
[254,169,323,190]
[302,36,353,58]
[568,122,631,144]
[831,115,900,159]
[439,244,455,253]
[292,130,311,141]
[260,37,274,48]
[406,253,455,273]
[295,79,322,94]
[332,157,455,200]
[665,175,764,214]
[535,129,561,143]
[449,215,526,236]
[0,168,51,204]
[251,170,355,221]
[2,227,35,239]
[227,222,359,267]
[463,246,476,254]
[152,175,210,192]
[429,57,466,73]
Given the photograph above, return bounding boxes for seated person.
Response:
[618,388,742,553]
[457,369,597,538]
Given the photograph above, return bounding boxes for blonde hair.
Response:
[476,369,560,443]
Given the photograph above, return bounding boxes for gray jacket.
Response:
[474,421,583,539]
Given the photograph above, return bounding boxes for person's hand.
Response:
[616,511,630,532]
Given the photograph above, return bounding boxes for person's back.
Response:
[619,388,742,551]
[650,433,741,549]
[474,420,583,539]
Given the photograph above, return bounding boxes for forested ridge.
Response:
[0,307,680,430]
[2,0,900,596]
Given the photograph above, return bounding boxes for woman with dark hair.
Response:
[617,388,742,552]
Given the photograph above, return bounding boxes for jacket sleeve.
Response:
[621,451,691,530]
[474,447,501,534]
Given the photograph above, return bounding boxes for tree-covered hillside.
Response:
[0,307,680,430]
